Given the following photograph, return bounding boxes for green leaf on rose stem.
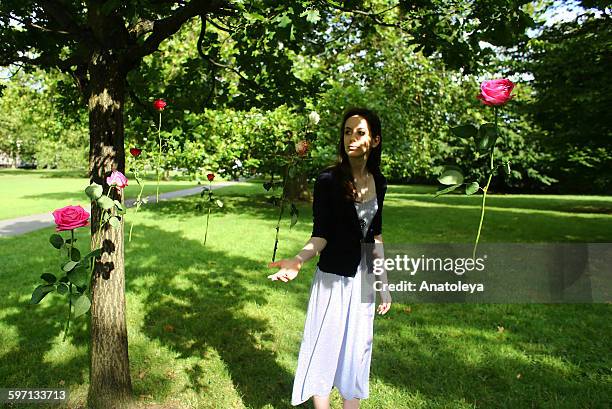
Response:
[102,211,111,222]
[30,284,55,304]
[114,200,126,214]
[97,195,114,210]
[41,273,57,284]
[290,203,299,229]
[70,247,81,262]
[465,182,480,195]
[216,199,224,208]
[85,183,103,201]
[108,216,120,229]
[62,260,79,272]
[83,248,102,260]
[58,276,69,283]
[65,238,77,244]
[437,167,464,185]
[67,263,88,287]
[478,123,497,151]
[49,234,64,249]
[263,182,272,191]
[73,294,91,318]
[451,124,478,138]
[56,282,69,295]
[433,183,462,197]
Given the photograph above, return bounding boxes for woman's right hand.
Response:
[267,256,302,282]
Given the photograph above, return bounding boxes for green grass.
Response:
[0,182,610,408]
[0,169,233,221]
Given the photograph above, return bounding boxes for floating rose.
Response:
[52,205,90,232]
[153,98,167,111]
[130,147,142,157]
[295,140,310,156]
[106,170,128,189]
[207,173,215,182]
[477,79,515,106]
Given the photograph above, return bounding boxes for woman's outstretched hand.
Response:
[267,256,302,282]
[377,290,392,315]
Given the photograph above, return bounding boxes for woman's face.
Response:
[344,115,379,158]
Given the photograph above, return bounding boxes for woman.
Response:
[267,107,392,408]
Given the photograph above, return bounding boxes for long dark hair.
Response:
[324,107,383,202]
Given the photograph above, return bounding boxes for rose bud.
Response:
[130,148,142,157]
[207,173,215,182]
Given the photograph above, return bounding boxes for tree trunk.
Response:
[87,51,133,409]
[284,172,312,202]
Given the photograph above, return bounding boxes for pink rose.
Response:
[52,205,90,232]
[477,79,515,106]
[106,170,128,189]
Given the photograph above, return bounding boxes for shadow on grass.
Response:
[125,223,301,409]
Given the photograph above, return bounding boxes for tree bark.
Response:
[87,50,133,409]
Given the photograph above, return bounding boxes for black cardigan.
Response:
[311,168,388,277]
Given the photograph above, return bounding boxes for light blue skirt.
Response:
[291,251,376,406]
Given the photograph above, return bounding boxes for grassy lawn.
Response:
[0,169,235,221]
[0,181,610,408]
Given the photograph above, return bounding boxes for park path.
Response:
[0,178,248,237]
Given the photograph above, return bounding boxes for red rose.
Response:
[153,99,167,111]
[52,205,90,232]
[207,173,215,181]
[476,79,515,106]
[130,147,142,157]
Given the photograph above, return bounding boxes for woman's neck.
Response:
[348,158,368,180]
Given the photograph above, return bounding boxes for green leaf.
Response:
[62,260,78,272]
[216,199,224,208]
[73,294,91,318]
[301,9,321,24]
[30,284,55,304]
[437,168,464,185]
[49,234,64,249]
[83,248,102,259]
[57,282,69,295]
[465,182,480,195]
[451,124,478,138]
[504,161,511,175]
[114,200,126,214]
[69,247,81,262]
[85,183,103,201]
[276,14,291,28]
[478,123,497,151]
[67,263,88,287]
[97,195,114,210]
[434,184,462,197]
[41,273,57,284]
[108,216,120,229]
[290,203,299,229]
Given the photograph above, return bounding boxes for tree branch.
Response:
[125,0,237,67]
